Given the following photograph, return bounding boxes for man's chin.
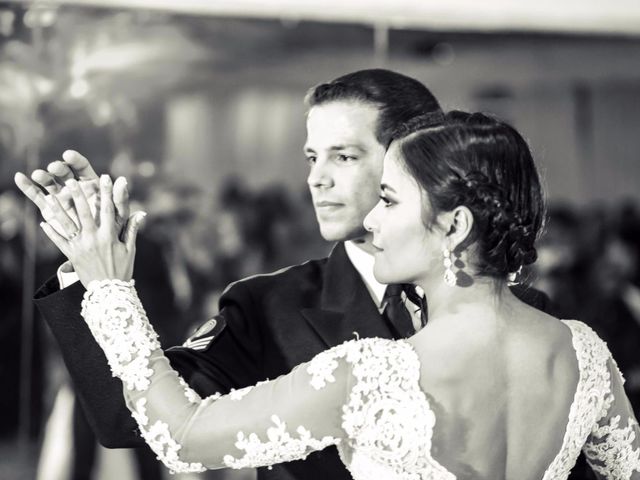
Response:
[373,267,403,286]
[318,224,368,243]
[318,229,347,242]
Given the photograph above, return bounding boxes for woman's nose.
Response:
[363,204,379,232]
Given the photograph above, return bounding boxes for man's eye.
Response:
[306,156,317,164]
[337,154,356,162]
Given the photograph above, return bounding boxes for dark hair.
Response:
[305,69,441,148]
[395,110,545,278]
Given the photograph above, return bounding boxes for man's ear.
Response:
[444,206,474,250]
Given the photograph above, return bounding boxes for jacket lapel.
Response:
[301,243,394,348]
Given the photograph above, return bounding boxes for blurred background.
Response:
[1,1,640,479]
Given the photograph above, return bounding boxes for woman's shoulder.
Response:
[487,313,576,389]
[558,320,614,369]
[506,308,571,350]
[306,337,418,390]
[507,315,613,383]
[560,319,605,343]
[531,317,611,361]
[311,337,415,367]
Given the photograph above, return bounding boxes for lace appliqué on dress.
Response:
[307,353,341,390]
[307,338,455,480]
[584,415,640,479]
[133,398,206,473]
[81,280,206,474]
[222,414,340,469]
[229,380,270,401]
[82,279,339,473]
[542,320,614,479]
[81,279,161,392]
[178,377,201,404]
[544,320,640,480]
[568,321,640,480]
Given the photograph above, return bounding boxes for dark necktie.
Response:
[382,284,416,338]
[403,284,428,328]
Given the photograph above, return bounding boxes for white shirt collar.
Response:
[344,240,386,309]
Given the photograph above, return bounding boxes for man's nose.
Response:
[307,159,334,189]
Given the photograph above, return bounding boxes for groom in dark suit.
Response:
[18,69,550,480]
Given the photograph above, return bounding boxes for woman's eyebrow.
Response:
[381,183,397,193]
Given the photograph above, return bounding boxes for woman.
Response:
[38,111,640,479]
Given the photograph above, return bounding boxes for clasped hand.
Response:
[40,175,145,287]
[14,150,145,288]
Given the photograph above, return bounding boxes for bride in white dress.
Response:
[35,111,640,479]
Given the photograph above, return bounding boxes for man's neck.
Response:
[344,240,386,309]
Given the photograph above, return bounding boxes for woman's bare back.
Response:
[409,304,582,480]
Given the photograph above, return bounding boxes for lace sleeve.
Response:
[80,279,348,473]
[583,351,640,479]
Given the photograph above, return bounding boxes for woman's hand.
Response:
[39,174,146,288]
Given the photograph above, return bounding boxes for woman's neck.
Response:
[418,276,515,326]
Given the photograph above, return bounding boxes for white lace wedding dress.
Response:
[81,280,640,479]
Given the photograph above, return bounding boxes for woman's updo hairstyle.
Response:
[393,110,545,279]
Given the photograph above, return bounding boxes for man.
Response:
[16,69,549,479]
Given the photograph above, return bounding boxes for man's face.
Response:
[304,101,386,244]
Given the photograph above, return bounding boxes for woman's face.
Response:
[363,143,444,286]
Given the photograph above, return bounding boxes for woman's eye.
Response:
[379,195,392,207]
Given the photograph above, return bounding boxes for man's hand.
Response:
[29,150,100,221]
[14,150,130,241]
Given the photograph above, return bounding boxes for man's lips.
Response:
[371,243,383,252]
[314,201,343,208]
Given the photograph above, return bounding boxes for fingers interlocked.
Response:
[99,175,116,234]
[14,171,79,239]
[37,175,125,254]
[14,151,144,286]
[64,175,120,239]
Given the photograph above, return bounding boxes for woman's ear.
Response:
[444,206,474,250]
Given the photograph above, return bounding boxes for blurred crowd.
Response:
[531,201,640,418]
[1,177,640,478]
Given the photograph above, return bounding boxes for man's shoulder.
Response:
[223,255,331,298]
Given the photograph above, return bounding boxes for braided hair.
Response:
[394,110,544,278]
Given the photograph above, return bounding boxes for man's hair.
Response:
[305,69,441,148]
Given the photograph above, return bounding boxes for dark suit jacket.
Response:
[34,242,552,480]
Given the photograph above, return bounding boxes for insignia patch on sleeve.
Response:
[182,316,227,351]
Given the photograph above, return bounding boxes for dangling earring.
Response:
[443,248,456,287]
[507,266,522,286]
